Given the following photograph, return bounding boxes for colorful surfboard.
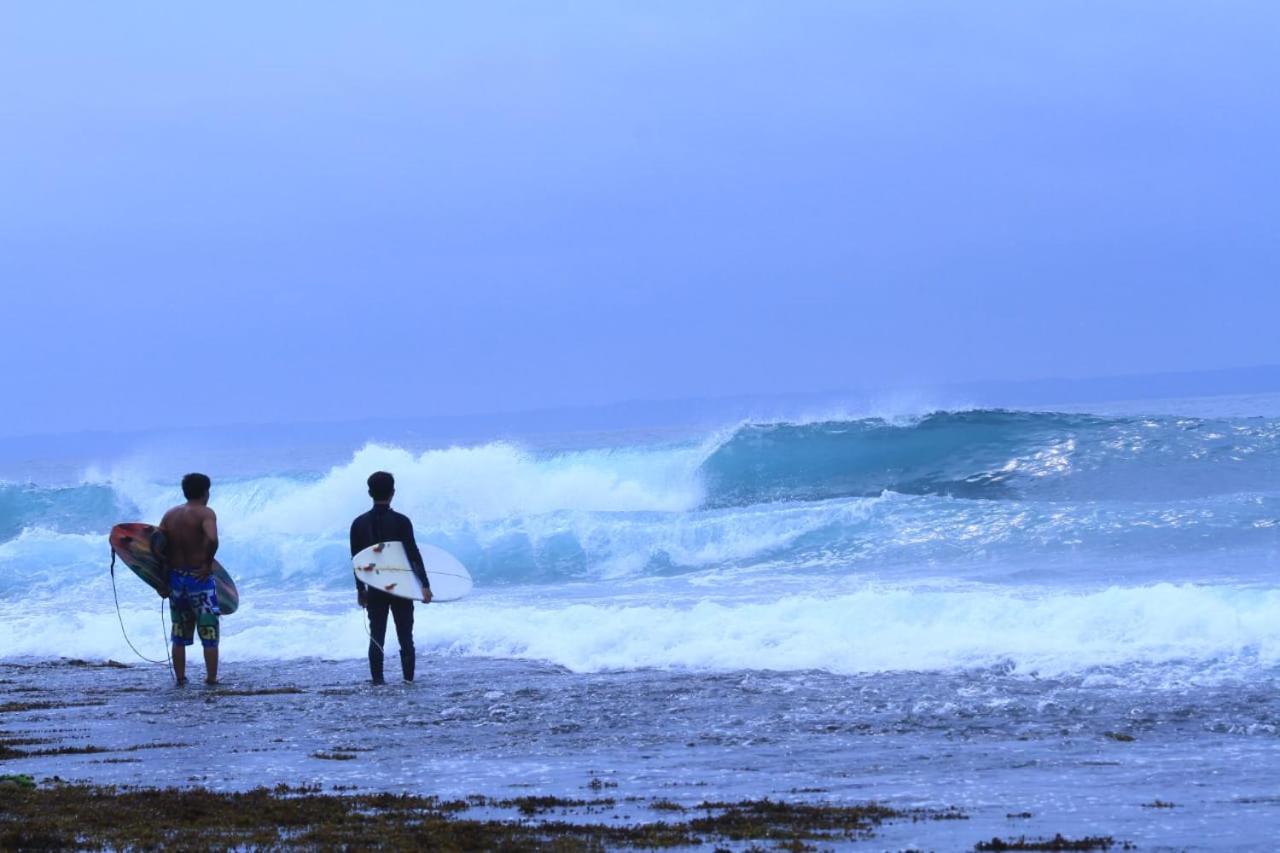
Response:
[109,522,239,615]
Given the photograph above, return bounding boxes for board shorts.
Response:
[169,569,219,648]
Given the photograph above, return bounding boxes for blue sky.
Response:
[1,2,1277,436]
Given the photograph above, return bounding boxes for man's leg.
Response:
[172,643,186,684]
[204,647,218,684]
[366,592,391,684]
[389,597,415,682]
[169,580,193,685]
[198,618,218,685]
[195,582,221,685]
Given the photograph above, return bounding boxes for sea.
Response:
[3,392,1279,849]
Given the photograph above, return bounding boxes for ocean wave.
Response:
[4,408,1280,589]
[4,484,1278,595]
[0,482,136,541]
[8,410,1280,540]
[700,410,1280,505]
[143,441,707,534]
[7,407,1280,675]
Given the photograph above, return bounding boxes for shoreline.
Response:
[2,655,1270,849]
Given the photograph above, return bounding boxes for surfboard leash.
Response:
[363,610,386,656]
[160,598,174,680]
[109,549,171,667]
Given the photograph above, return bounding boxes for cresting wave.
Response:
[2,409,1280,590]
[9,409,1280,523]
[701,410,1280,505]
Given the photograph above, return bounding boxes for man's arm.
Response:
[154,510,174,597]
[400,517,432,603]
[157,509,173,567]
[198,509,219,579]
[350,518,367,606]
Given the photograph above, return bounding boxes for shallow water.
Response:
[3,656,1278,849]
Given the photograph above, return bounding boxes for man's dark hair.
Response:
[368,471,395,502]
[181,473,211,500]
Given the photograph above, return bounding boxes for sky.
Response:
[2,2,1278,437]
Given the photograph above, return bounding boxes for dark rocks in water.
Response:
[211,687,306,697]
[62,659,129,669]
[975,834,1132,851]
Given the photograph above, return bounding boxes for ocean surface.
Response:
[3,394,1280,848]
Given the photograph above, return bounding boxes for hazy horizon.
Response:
[5,362,1280,449]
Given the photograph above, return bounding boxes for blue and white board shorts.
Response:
[169,569,220,648]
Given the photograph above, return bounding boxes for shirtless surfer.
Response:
[159,473,221,685]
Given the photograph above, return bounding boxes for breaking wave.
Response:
[3,408,1280,672]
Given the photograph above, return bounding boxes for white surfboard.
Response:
[352,541,474,602]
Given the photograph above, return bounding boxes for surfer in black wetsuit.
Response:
[350,471,432,684]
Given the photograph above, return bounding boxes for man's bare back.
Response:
[160,503,219,579]
[161,474,222,685]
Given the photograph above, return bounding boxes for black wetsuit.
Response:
[350,504,430,683]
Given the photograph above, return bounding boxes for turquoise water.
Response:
[3,402,1280,673]
[2,395,1279,847]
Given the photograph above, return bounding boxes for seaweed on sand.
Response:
[1,738,185,762]
[0,700,107,714]
[687,799,921,845]
[0,783,967,851]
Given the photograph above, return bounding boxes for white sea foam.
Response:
[101,441,710,539]
[410,583,1280,677]
[5,581,1278,681]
